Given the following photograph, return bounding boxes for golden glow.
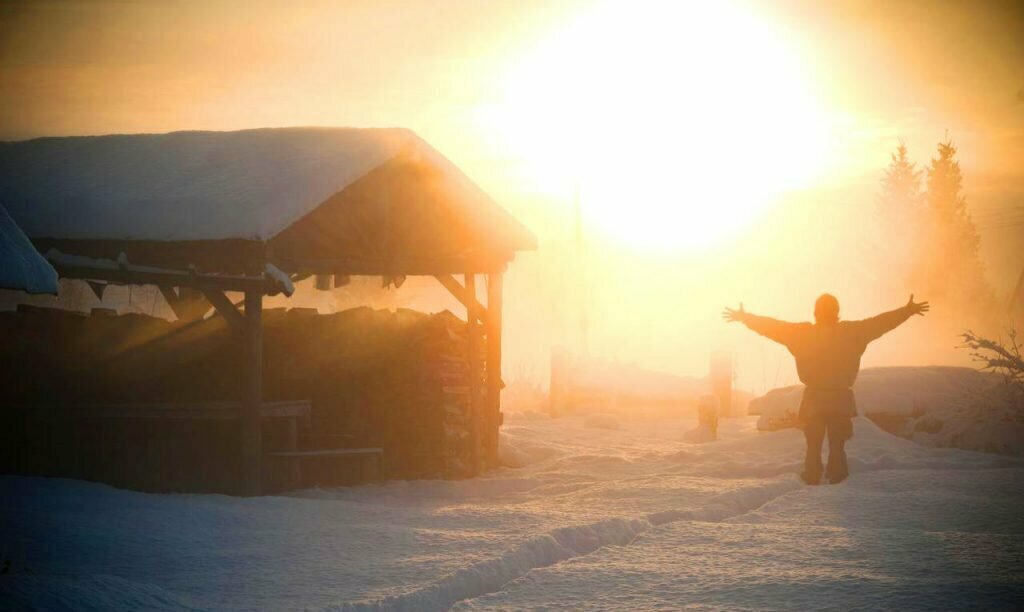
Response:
[2,0,1020,391]
[480,1,833,251]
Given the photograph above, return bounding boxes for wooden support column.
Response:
[485,269,504,469]
[241,290,264,496]
[464,272,483,475]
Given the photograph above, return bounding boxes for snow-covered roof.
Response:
[0,127,535,274]
[0,204,58,294]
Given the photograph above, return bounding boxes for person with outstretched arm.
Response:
[722,294,929,485]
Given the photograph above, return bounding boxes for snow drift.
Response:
[749,366,1024,455]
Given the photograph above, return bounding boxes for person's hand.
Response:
[722,302,748,323]
[906,294,929,317]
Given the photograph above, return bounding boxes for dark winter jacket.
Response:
[742,306,914,417]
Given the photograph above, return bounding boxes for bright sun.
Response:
[483,0,834,251]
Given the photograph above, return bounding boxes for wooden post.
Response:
[464,272,483,475]
[485,269,504,469]
[241,290,263,496]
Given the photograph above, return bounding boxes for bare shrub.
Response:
[960,328,1024,415]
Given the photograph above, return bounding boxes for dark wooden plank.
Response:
[270,448,383,458]
[257,401,312,420]
[61,400,311,421]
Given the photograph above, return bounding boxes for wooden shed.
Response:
[0,127,536,494]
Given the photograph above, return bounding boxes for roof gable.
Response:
[0,127,535,275]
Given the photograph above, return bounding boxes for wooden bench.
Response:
[267,447,384,491]
[17,401,313,493]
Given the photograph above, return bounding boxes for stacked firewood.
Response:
[0,305,487,480]
[261,307,484,479]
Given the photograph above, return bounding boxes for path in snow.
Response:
[2,414,1022,611]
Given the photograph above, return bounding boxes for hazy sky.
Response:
[2,0,1022,389]
[2,1,1021,170]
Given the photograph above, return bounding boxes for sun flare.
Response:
[483,0,834,251]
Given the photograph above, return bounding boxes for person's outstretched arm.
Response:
[722,303,799,347]
[856,294,929,343]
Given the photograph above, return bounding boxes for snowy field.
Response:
[2,414,1023,611]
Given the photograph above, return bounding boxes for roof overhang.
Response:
[1,127,536,280]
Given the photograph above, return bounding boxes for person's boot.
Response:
[825,455,848,485]
[800,470,821,485]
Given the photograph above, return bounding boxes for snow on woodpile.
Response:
[0,204,56,294]
[749,366,1024,455]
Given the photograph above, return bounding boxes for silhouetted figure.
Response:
[723,294,929,485]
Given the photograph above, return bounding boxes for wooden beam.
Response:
[159,286,210,321]
[434,274,488,321]
[278,254,516,277]
[464,272,483,475]
[46,249,291,296]
[201,288,245,330]
[240,290,264,496]
[158,286,187,319]
[485,269,504,468]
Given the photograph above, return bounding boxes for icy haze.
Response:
[2,415,1022,610]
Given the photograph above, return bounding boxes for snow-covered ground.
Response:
[2,413,1022,611]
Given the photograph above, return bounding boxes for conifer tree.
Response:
[926,139,980,256]
[874,141,924,293]
[878,141,922,215]
[921,138,994,321]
